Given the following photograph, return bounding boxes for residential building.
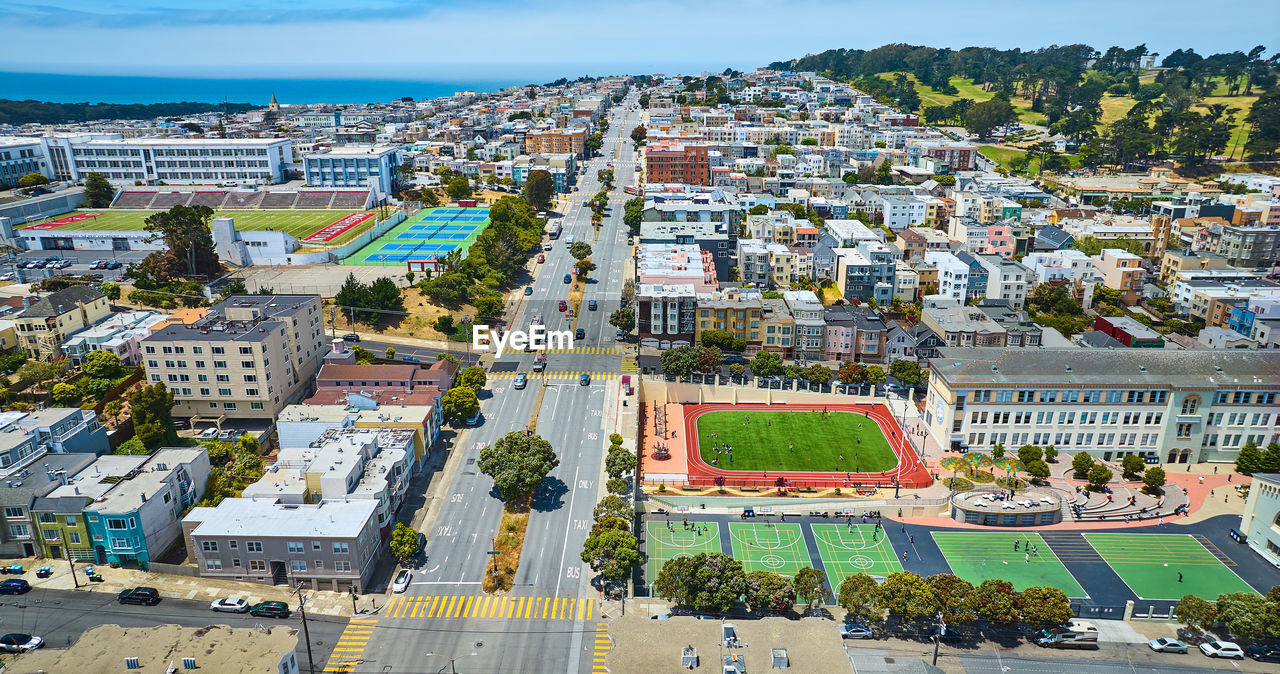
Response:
[60,310,169,365]
[184,497,380,592]
[638,220,734,280]
[636,244,717,292]
[1228,297,1280,348]
[1093,249,1145,306]
[893,261,919,302]
[924,348,1280,463]
[524,126,589,158]
[783,290,825,360]
[1214,224,1280,270]
[924,252,969,303]
[1198,326,1258,349]
[303,145,402,191]
[14,286,110,360]
[758,298,795,355]
[1159,249,1233,285]
[0,453,95,558]
[833,244,895,305]
[1024,250,1098,286]
[645,141,710,186]
[823,306,888,364]
[30,453,153,561]
[824,219,882,247]
[1238,473,1280,567]
[140,295,327,420]
[1093,315,1165,348]
[277,398,440,470]
[737,239,795,287]
[975,255,1030,310]
[695,290,764,351]
[637,284,697,348]
[896,227,960,261]
[37,134,293,184]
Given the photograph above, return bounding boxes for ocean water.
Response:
[0,71,525,105]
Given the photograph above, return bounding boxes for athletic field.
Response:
[643,520,722,588]
[727,522,813,578]
[812,524,903,592]
[22,209,377,247]
[346,207,490,265]
[694,410,896,472]
[1083,533,1258,600]
[932,531,1087,597]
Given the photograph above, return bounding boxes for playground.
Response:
[346,207,490,265]
[812,523,904,592]
[643,520,722,586]
[727,522,812,577]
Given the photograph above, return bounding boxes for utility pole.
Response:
[932,611,944,666]
[61,529,78,588]
[294,583,316,674]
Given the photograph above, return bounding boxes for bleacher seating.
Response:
[189,191,228,209]
[260,192,298,209]
[330,190,371,210]
[112,191,157,209]
[149,192,194,209]
[222,191,265,209]
[295,191,335,209]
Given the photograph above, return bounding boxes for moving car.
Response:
[1199,641,1244,659]
[615,329,626,341]
[558,300,567,312]
[0,579,30,595]
[1148,638,1187,653]
[342,333,360,342]
[839,623,874,639]
[118,587,161,605]
[575,328,585,339]
[0,633,43,653]
[392,569,412,594]
[249,601,291,618]
[580,373,591,386]
[543,243,553,251]
[524,286,533,295]
[210,597,250,613]
[563,274,572,284]
[513,373,528,390]
[588,300,597,311]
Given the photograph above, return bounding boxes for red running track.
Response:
[682,402,932,489]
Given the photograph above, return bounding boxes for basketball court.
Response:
[932,531,1088,597]
[643,520,722,588]
[726,522,813,577]
[812,523,904,592]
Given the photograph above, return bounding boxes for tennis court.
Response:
[932,531,1088,597]
[1083,533,1259,600]
[726,522,813,577]
[644,520,722,586]
[812,524,903,592]
[346,207,491,265]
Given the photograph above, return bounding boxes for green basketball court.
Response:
[812,524,903,593]
[726,522,813,577]
[644,520,722,586]
[932,531,1087,598]
[1083,533,1259,600]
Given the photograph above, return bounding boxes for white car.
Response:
[1199,640,1244,659]
[210,597,250,613]
[392,569,412,593]
[1148,638,1187,653]
[0,633,44,653]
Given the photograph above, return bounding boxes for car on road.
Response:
[615,329,626,341]
[575,328,585,339]
[537,254,545,263]
[1200,641,1244,659]
[210,597,250,613]
[392,569,412,594]
[588,300,597,311]
[839,623,874,639]
[524,286,533,295]
[417,532,427,553]
[580,373,590,385]
[0,579,31,595]
[0,633,43,653]
[543,243,553,251]
[558,300,567,312]
[1148,638,1187,653]
[118,587,161,605]
[563,274,572,284]
[1246,645,1280,662]
[0,273,13,281]
[401,355,419,363]
[513,372,528,390]
[249,601,291,618]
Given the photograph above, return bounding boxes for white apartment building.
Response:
[975,255,1030,310]
[1024,250,1098,285]
[924,251,969,303]
[925,348,1280,464]
[140,295,326,419]
[782,290,826,359]
[34,135,293,185]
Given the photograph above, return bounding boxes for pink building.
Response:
[636,243,717,292]
[985,225,1016,258]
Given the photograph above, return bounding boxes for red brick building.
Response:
[644,141,710,186]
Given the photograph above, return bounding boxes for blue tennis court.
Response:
[347,206,491,265]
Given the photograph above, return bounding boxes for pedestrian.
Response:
[1158,517,1163,526]
[1228,474,1232,482]
[1199,476,1204,484]
[902,552,908,562]
[1025,552,1030,563]
[909,534,914,544]
[1214,466,1218,474]
[1178,572,1183,583]
[1014,540,1019,551]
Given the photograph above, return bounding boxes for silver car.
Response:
[1148,638,1187,653]
[210,597,250,613]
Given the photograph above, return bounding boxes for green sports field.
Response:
[695,410,896,472]
[932,531,1087,597]
[644,520,722,586]
[727,522,813,578]
[812,524,903,592]
[1083,533,1259,600]
[24,209,377,247]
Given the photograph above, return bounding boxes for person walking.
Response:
[1178,572,1183,583]
[1025,552,1030,563]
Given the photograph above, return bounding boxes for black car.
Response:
[342,333,360,342]
[250,601,291,618]
[0,579,30,595]
[575,328,585,339]
[117,587,161,605]
[1247,645,1280,663]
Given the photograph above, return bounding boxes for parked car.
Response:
[537,254,545,263]
[0,579,30,595]
[543,243,553,251]
[513,373,528,390]
[90,260,105,269]
[524,286,533,296]
[106,261,122,270]
[392,569,412,594]
[217,429,237,441]
[0,633,43,653]
[341,333,360,342]
[199,427,219,439]
[173,419,190,430]
[210,597,250,613]
[0,272,13,281]
[118,587,161,605]
[615,330,626,341]
[416,532,427,553]
[839,623,874,639]
[1200,641,1244,659]
[249,601,291,618]
[1246,645,1280,662]
[1149,638,1187,653]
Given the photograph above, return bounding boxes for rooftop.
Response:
[9,623,298,674]
[186,497,378,538]
[17,286,104,319]
[931,347,1280,388]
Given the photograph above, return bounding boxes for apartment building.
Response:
[638,221,734,280]
[29,454,152,561]
[783,290,825,360]
[758,298,795,355]
[975,255,1030,310]
[896,227,961,261]
[1093,249,1145,306]
[523,126,589,158]
[14,286,110,360]
[141,295,326,419]
[738,239,795,287]
[1214,224,1280,270]
[1159,249,1234,285]
[924,252,970,303]
[303,145,402,189]
[36,135,293,184]
[644,141,710,186]
[925,348,1280,464]
[637,244,717,292]
[61,310,169,365]
[823,306,888,364]
[637,283,697,348]
[184,497,380,592]
[834,245,896,305]
[695,290,764,350]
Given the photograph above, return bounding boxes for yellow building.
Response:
[14,286,110,360]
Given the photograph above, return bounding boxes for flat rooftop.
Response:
[186,497,377,538]
[932,347,1280,388]
[9,623,298,674]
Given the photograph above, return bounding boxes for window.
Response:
[201,541,218,552]
[195,360,206,369]
[216,374,230,382]
[3,506,25,519]
[1181,397,1200,415]
[1176,422,1193,439]
[246,541,262,552]
[315,560,324,569]
[106,518,130,530]
[212,347,225,355]
[335,561,352,572]
[43,529,60,541]
[232,558,241,567]
[241,360,255,369]
[218,388,232,396]
[250,402,264,410]
[198,374,208,382]
[111,537,130,549]
[249,560,266,571]
[1127,391,1145,404]
[246,388,259,397]
[288,542,304,553]
[214,361,227,369]
[68,532,81,544]
[243,374,257,383]
[65,516,76,526]
[332,542,350,554]
[1149,391,1167,404]
[290,560,307,572]
[205,559,223,571]
[239,346,253,355]
[223,402,236,410]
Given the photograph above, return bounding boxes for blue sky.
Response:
[2,0,1276,81]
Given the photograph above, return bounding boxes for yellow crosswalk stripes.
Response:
[492,371,620,381]
[528,346,621,355]
[593,621,612,672]
[323,618,378,672]
[379,595,594,621]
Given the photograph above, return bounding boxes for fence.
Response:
[328,210,407,261]
[147,561,202,578]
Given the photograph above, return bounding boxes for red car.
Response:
[558,300,567,312]
[537,254,545,263]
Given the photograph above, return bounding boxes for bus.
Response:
[546,222,562,239]
[622,185,641,196]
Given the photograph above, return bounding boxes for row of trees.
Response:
[439,365,487,423]
[1176,587,1280,642]
[334,273,405,323]
[655,552,827,613]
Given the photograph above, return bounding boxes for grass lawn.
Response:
[644,520,722,586]
[812,523,903,592]
[1083,533,1258,601]
[932,531,1087,597]
[24,209,378,247]
[726,522,813,578]
[978,145,1082,175]
[695,410,896,473]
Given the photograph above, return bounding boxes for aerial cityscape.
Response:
[0,1,1279,673]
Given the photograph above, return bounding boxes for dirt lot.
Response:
[328,287,477,341]
[608,612,851,673]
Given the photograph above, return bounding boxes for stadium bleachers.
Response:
[260,192,298,209]
[330,190,371,210]
[112,191,157,209]
[149,192,194,209]
[189,191,228,209]
[222,191,265,209]
[295,191,335,209]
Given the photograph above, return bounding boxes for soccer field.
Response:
[812,524,903,592]
[695,410,896,472]
[1083,533,1259,600]
[727,522,813,578]
[932,531,1088,597]
[24,209,377,247]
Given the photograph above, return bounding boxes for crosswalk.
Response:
[492,371,622,382]
[537,346,621,355]
[322,617,378,672]
[381,594,595,621]
[593,621,612,673]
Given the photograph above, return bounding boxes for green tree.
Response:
[605,447,637,479]
[991,443,1006,463]
[18,173,49,188]
[964,95,1018,138]
[622,196,644,233]
[609,306,635,333]
[592,494,631,522]
[864,365,886,386]
[748,351,784,378]
[801,364,832,385]
[580,528,641,582]
[794,567,828,609]
[879,571,937,623]
[83,172,114,208]
[569,241,593,262]
[969,579,1019,624]
[654,552,747,613]
[1142,466,1166,494]
[744,571,796,614]
[1018,586,1072,626]
[99,281,121,300]
[1017,445,1043,465]
[1071,451,1094,479]
[1260,443,1280,473]
[440,386,479,422]
[50,382,79,406]
[928,574,976,624]
[16,360,61,387]
[838,573,884,624]
[524,170,555,211]
[128,381,176,451]
[1236,441,1263,475]
[81,350,123,379]
[143,204,220,278]
[889,359,922,386]
[477,430,560,501]
[458,365,487,391]
[1121,453,1145,481]
[388,522,420,563]
[446,176,473,200]
[1214,592,1280,641]
[1025,459,1051,481]
[606,477,628,495]
[1043,445,1059,462]
[1175,594,1218,632]
[1087,462,1112,491]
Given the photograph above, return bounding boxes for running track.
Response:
[681,403,932,489]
